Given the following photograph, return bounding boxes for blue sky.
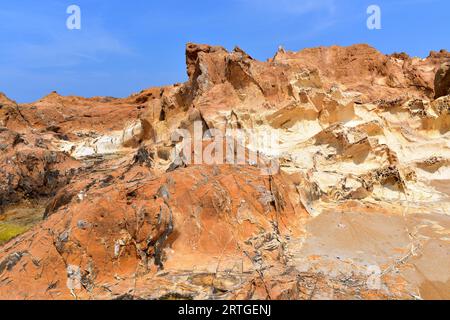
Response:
[0,0,448,102]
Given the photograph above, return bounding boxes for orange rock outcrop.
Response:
[0,43,449,300]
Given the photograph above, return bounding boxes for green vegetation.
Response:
[0,223,29,245]
[0,200,47,245]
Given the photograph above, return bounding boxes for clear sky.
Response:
[1,0,449,102]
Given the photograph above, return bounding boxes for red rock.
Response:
[1,43,450,300]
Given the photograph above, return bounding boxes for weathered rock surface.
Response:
[0,43,449,300]
[435,63,450,98]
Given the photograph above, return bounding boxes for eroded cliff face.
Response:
[0,44,449,300]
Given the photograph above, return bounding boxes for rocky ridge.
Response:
[0,43,449,300]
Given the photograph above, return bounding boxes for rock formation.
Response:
[0,44,449,300]
[435,62,450,98]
